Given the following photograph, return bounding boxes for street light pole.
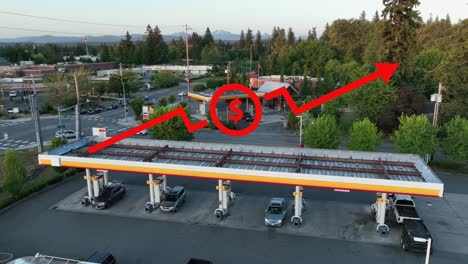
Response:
[73,72,81,140]
[120,63,127,122]
[296,115,303,146]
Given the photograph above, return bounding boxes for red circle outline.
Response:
[209,84,262,137]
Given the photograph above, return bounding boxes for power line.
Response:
[0,26,99,36]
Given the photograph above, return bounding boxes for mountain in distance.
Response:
[0,30,271,43]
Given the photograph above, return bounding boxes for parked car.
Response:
[92,182,126,209]
[9,91,17,97]
[160,186,186,212]
[401,219,433,253]
[86,251,117,264]
[94,107,103,113]
[144,96,150,101]
[7,108,14,113]
[55,130,81,138]
[80,109,88,115]
[178,91,188,96]
[391,194,420,224]
[87,108,96,115]
[243,112,253,122]
[136,129,148,135]
[264,197,288,226]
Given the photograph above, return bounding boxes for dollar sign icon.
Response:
[228,97,243,124]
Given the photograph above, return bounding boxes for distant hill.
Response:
[0,30,270,44]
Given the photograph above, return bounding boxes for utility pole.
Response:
[249,44,253,72]
[31,74,36,95]
[29,94,43,152]
[120,63,127,122]
[84,36,89,56]
[184,25,192,94]
[432,82,443,128]
[226,61,231,84]
[74,72,81,140]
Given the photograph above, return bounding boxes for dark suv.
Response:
[92,182,126,209]
[160,186,186,212]
[86,251,116,264]
[401,219,432,252]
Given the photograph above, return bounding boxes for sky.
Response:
[0,0,466,38]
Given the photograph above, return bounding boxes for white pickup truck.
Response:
[391,194,420,224]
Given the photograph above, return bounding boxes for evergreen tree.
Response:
[320,23,331,41]
[245,28,253,49]
[360,10,366,21]
[307,28,317,40]
[382,0,422,79]
[118,31,134,64]
[254,30,263,56]
[287,27,295,46]
[203,27,214,47]
[372,11,380,22]
[239,30,246,49]
[153,26,168,63]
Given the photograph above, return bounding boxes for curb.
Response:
[0,173,78,215]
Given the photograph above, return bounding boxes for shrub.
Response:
[441,116,468,161]
[168,95,176,104]
[158,97,168,107]
[2,150,27,198]
[152,71,180,88]
[206,78,218,89]
[193,83,207,92]
[304,114,340,149]
[393,115,438,156]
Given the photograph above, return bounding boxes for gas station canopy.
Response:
[38,137,444,197]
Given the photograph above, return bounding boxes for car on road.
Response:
[401,219,432,253]
[92,182,126,209]
[107,103,119,110]
[391,194,420,224]
[9,91,17,97]
[160,186,186,212]
[87,108,96,115]
[86,251,117,264]
[55,130,81,138]
[7,108,15,113]
[264,197,288,226]
[178,91,188,96]
[136,129,148,135]
[80,109,88,115]
[144,96,150,101]
[243,112,253,122]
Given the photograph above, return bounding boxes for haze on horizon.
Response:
[0,0,466,39]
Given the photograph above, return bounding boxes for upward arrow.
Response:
[264,62,399,116]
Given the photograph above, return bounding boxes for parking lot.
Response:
[49,181,468,255]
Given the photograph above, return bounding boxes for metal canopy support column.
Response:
[291,186,303,226]
[103,170,109,185]
[376,193,389,235]
[215,180,231,219]
[145,174,164,213]
[81,168,94,207]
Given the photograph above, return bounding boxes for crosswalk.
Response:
[0,138,35,150]
[0,121,28,128]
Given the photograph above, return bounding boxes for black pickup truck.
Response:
[401,219,432,253]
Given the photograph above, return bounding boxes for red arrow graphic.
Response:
[264,63,399,116]
[88,107,208,154]
[86,63,398,154]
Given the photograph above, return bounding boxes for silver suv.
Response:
[160,186,186,212]
[264,198,288,226]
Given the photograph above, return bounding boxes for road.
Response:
[0,84,189,153]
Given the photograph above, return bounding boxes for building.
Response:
[257,81,299,110]
[249,74,319,92]
[0,56,11,66]
[142,65,212,76]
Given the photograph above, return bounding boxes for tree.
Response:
[304,114,339,149]
[149,105,194,141]
[168,94,176,104]
[192,83,206,92]
[2,150,27,198]
[203,27,214,47]
[345,64,397,123]
[393,114,438,156]
[287,27,295,46]
[158,97,167,107]
[130,96,144,118]
[382,0,422,79]
[143,25,168,64]
[441,116,468,161]
[152,71,180,88]
[307,28,317,40]
[320,23,331,41]
[238,30,246,49]
[245,28,253,49]
[118,31,134,64]
[347,118,383,151]
[108,72,140,96]
[254,30,263,56]
[413,48,444,97]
